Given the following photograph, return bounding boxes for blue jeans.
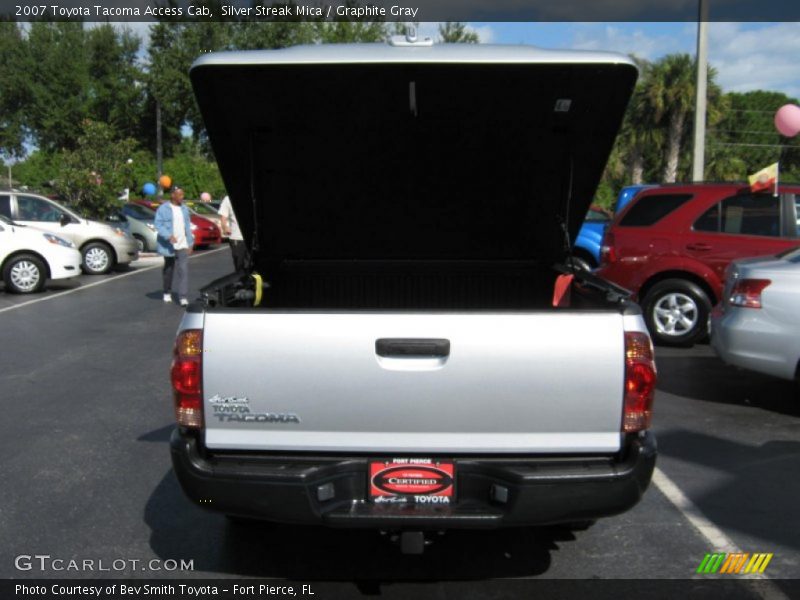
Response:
[162,250,189,299]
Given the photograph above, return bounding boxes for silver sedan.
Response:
[711,247,800,384]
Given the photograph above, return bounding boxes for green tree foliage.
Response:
[54,120,137,218]
[0,22,28,160]
[438,22,479,44]
[709,90,800,180]
[25,22,90,152]
[86,25,147,143]
[163,138,226,200]
[146,22,208,156]
[116,142,225,201]
[605,56,661,189]
[645,54,700,182]
[702,141,747,181]
[605,53,727,188]
[11,150,64,191]
[3,22,147,156]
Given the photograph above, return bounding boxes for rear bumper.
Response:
[710,307,797,381]
[171,429,656,529]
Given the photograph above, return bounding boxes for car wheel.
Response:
[133,234,146,253]
[81,242,114,275]
[642,279,712,346]
[3,254,46,294]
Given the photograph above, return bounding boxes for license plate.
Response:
[368,458,455,505]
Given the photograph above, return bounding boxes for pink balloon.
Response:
[774,104,800,137]
[200,192,211,202]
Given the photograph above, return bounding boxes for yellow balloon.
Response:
[159,175,172,189]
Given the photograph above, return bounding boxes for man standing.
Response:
[155,185,194,306]
[217,195,248,272]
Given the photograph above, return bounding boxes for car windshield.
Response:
[123,203,156,220]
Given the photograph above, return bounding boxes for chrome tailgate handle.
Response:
[375,338,450,358]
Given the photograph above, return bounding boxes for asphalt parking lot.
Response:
[0,248,798,598]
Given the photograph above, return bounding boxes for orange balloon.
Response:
[159,175,172,189]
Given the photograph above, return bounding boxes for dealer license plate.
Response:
[368,458,455,505]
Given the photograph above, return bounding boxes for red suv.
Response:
[596,183,800,345]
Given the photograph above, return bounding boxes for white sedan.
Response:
[0,215,82,293]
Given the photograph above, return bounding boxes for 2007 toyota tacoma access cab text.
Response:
[169,36,657,553]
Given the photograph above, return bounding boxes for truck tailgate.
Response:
[201,312,625,453]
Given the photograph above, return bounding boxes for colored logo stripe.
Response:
[697,553,773,574]
[744,554,773,574]
[720,553,749,573]
[697,553,726,574]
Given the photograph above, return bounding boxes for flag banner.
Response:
[748,162,779,193]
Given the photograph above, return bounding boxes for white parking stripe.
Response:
[0,248,226,314]
[652,468,789,600]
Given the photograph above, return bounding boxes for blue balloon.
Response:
[142,182,157,196]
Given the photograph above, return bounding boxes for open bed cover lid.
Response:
[190,42,637,272]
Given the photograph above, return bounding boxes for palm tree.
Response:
[644,53,727,182]
[645,54,697,182]
[623,58,663,184]
[604,56,663,186]
[703,142,747,180]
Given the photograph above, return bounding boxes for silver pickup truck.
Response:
[169,38,657,553]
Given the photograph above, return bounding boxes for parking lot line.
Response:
[0,248,226,315]
[652,467,789,600]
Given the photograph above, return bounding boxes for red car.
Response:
[596,183,800,346]
[132,199,221,249]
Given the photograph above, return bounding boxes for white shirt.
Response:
[217,196,243,241]
[170,203,189,250]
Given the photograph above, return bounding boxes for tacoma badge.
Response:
[208,394,301,424]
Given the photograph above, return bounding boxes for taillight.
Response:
[623,331,656,433]
[171,329,203,429]
[729,279,771,309]
[600,231,617,265]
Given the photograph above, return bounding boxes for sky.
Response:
[459,22,800,99]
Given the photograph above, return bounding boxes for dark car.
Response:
[596,183,800,345]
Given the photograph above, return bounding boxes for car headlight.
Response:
[43,233,76,248]
[112,227,130,238]
[146,222,156,232]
